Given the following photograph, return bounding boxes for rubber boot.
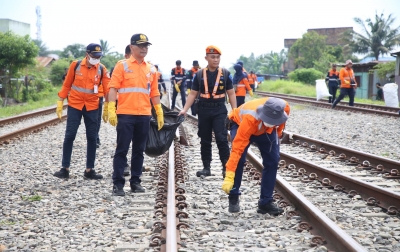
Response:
[196,160,211,177]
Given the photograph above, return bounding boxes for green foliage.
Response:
[372,61,396,79]
[50,58,72,85]
[100,39,114,55]
[0,88,59,118]
[313,54,338,73]
[287,68,324,85]
[61,43,86,59]
[289,31,327,69]
[22,195,42,201]
[32,39,49,56]
[344,12,400,60]
[101,51,124,70]
[234,50,287,75]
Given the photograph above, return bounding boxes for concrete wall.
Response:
[0,19,30,37]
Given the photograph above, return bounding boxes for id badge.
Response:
[94,85,98,94]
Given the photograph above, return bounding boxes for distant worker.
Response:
[171,60,187,109]
[107,33,163,196]
[376,83,383,101]
[248,70,257,92]
[233,64,253,107]
[54,43,110,180]
[332,60,357,108]
[325,63,340,103]
[222,97,290,214]
[154,65,164,100]
[186,60,201,116]
[178,45,237,178]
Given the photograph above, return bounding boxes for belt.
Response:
[199,101,224,107]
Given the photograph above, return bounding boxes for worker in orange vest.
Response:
[55,43,110,180]
[222,97,290,214]
[171,60,187,109]
[248,70,257,92]
[179,45,237,178]
[107,33,163,196]
[185,60,200,115]
[325,63,340,103]
[332,59,357,108]
[233,64,253,107]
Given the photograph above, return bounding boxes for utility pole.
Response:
[36,6,42,41]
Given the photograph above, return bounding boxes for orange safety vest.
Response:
[339,68,357,88]
[199,67,226,99]
[235,76,251,97]
[108,58,158,115]
[226,97,290,173]
[58,58,110,111]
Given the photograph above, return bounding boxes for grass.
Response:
[0,88,59,118]
[21,195,42,201]
[258,80,388,106]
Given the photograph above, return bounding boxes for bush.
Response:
[288,68,324,85]
[49,58,72,86]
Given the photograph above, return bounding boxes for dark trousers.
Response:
[236,96,245,107]
[332,87,355,108]
[250,84,255,92]
[197,102,230,163]
[229,123,280,206]
[161,82,166,92]
[96,97,103,143]
[328,84,338,103]
[62,105,98,168]
[112,115,151,187]
[171,84,186,109]
[158,84,163,100]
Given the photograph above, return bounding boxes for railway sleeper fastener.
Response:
[307,144,317,152]
[382,169,400,179]
[347,190,359,198]
[297,222,312,232]
[366,197,379,206]
[370,164,386,174]
[177,223,190,230]
[356,160,372,170]
[286,210,299,220]
[152,221,166,232]
[149,234,166,247]
[345,156,359,166]
[310,236,327,247]
[387,206,399,215]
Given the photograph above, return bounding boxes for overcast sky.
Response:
[1,0,399,73]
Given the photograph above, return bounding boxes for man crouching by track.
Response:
[221,97,290,214]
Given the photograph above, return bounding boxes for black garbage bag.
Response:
[145,104,185,157]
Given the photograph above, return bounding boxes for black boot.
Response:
[196,160,211,177]
[228,195,240,213]
[221,160,227,178]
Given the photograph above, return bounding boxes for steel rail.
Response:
[165,143,177,251]
[279,150,400,210]
[255,91,399,117]
[247,149,367,252]
[0,116,67,143]
[0,105,68,126]
[281,132,400,174]
[256,91,400,113]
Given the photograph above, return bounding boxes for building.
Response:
[0,19,30,37]
[284,27,353,73]
[36,56,56,68]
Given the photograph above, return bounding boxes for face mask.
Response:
[263,122,275,128]
[88,57,100,65]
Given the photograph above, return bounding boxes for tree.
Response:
[49,58,71,85]
[61,43,86,59]
[100,39,114,56]
[0,31,39,106]
[289,31,327,69]
[345,12,400,60]
[100,51,124,69]
[261,49,287,75]
[33,39,49,56]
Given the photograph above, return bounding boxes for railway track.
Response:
[255,91,400,117]
[0,105,67,126]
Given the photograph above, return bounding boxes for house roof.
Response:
[36,56,56,67]
[359,56,395,63]
[390,51,400,56]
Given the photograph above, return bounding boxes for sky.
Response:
[1,0,400,74]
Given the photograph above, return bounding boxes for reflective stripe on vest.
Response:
[122,61,133,73]
[118,87,149,95]
[71,61,102,94]
[238,108,258,122]
[71,85,94,94]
